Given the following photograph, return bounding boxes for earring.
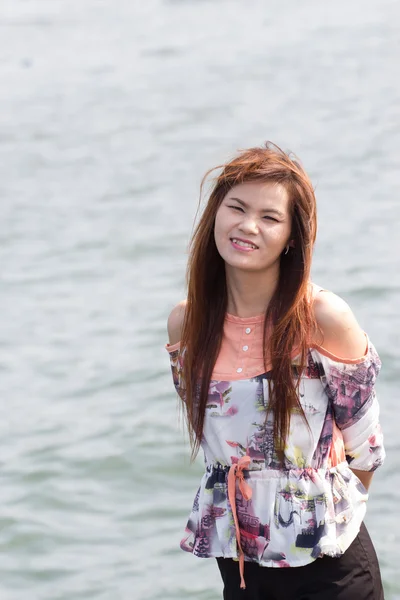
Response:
[284,245,289,255]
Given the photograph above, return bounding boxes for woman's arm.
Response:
[313,291,367,360]
[313,290,385,488]
[351,469,374,491]
[167,300,186,345]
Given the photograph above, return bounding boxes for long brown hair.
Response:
[180,142,318,463]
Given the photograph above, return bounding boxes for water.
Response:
[0,0,399,598]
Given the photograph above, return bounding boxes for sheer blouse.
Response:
[165,284,385,587]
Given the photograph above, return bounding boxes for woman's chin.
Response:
[224,259,264,273]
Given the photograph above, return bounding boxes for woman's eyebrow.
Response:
[228,197,285,219]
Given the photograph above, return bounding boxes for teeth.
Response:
[232,238,257,249]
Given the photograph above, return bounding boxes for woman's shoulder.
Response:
[311,288,368,361]
[167,299,187,346]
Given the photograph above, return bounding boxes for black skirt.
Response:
[216,522,384,600]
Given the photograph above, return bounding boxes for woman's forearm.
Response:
[350,468,374,491]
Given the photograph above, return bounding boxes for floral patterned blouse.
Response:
[165,284,385,584]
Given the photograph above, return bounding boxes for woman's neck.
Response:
[225,266,279,318]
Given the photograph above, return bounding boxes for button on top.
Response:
[242,345,249,351]
[236,367,243,373]
[245,327,251,334]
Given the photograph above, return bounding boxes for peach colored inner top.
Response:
[165,283,369,381]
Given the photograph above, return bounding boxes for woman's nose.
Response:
[239,216,259,234]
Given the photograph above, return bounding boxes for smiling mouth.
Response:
[230,238,259,250]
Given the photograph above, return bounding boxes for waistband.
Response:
[205,461,349,478]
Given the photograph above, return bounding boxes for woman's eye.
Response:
[229,205,244,212]
[263,216,278,222]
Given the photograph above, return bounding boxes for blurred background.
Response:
[0,0,399,598]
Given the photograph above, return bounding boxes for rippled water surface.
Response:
[1,0,399,598]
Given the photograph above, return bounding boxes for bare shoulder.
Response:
[167,299,187,345]
[312,290,368,359]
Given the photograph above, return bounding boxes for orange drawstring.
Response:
[227,455,253,589]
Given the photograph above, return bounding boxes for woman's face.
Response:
[214,181,293,273]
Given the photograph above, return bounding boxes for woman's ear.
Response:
[289,239,295,248]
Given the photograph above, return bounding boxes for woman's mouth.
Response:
[230,238,259,252]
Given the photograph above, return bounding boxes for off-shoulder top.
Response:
[165,283,385,588]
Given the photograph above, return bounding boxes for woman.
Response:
[165,143,385,599]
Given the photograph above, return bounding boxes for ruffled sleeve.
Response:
[310,336,385,472]
[165,342,186,403]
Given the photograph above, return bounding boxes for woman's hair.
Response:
[180,142,318,463]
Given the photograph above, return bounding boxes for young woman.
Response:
[165,143,385,600]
